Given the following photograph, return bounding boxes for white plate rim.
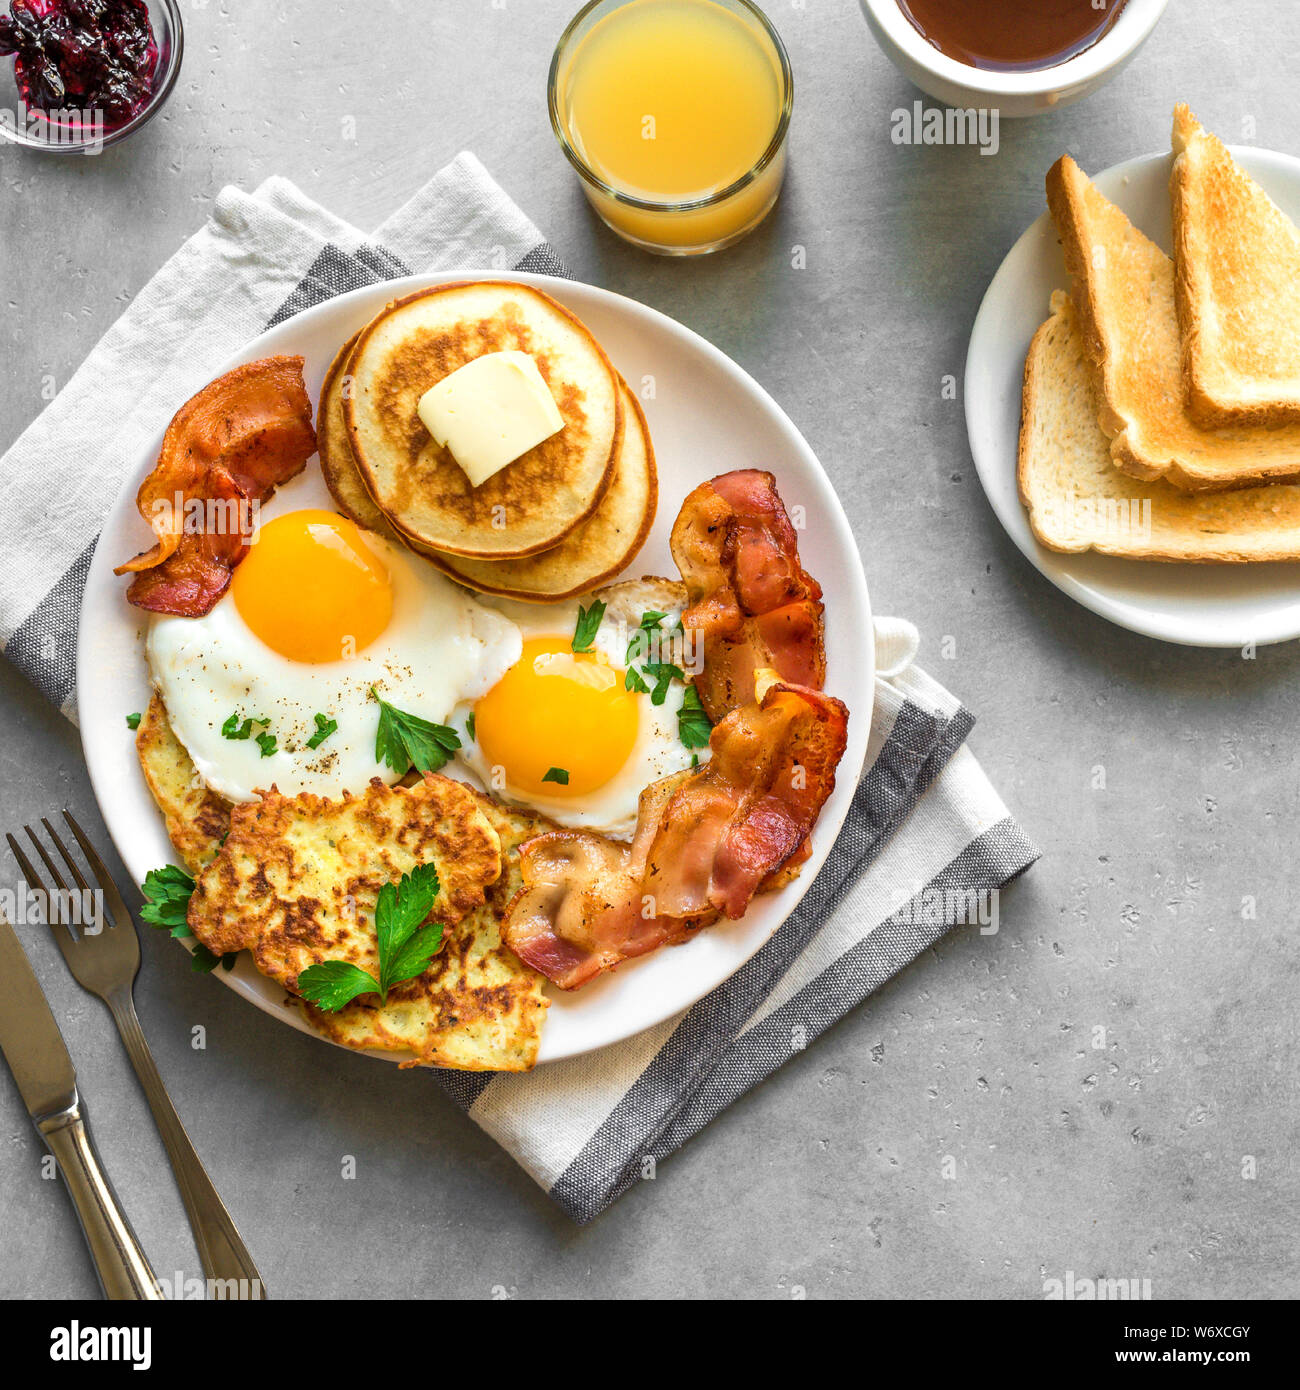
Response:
[966,145,1300,649]
[77,269,874,1065]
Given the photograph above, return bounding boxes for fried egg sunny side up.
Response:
[454,578,702,840]
[146,477,703,838]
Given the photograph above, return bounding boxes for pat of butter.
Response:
[417,351,565,487]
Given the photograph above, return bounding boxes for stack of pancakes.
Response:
[318,280,657,600]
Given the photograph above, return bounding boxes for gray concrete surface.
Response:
[1,0,1297,1300]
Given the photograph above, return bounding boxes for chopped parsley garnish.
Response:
[139,865,236,973]
[465,711,476,742]
[297,863,445,1012]
[678,684,713,750]
[542,767,570,786]
[371,688,461,774]
[625,610,666,666]
[624,610,698,706]
[125,712,142,731]
[305,713,338,751]
[221,712,270,742]
[643,661,685,707]
[255,731,278,758]
[571,599,606,653]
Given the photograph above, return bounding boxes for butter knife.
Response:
[0,913,160,1299]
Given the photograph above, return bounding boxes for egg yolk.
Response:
[232,509,393,663]
[475,636,639,798]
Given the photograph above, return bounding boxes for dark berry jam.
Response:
[0,0,157,128]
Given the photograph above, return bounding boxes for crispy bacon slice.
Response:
[645,675,847,919]
[114,355,316,617]
[121,470,253,615]
[504,673,848,989]
[502,777,713,992]
[670,469,826,721]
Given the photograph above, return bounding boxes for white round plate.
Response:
[966,146,1300,648]
[79,272,873,1064]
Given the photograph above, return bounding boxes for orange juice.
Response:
[550,0,792,254]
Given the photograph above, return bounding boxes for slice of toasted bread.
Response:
[1171,104,1300,427]
[1019,292,1300,562]
[344,281,622,559]
[1046,155,1300,492]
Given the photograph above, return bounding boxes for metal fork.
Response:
[8,812,267,1300]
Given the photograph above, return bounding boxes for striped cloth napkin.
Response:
[0,153,1038,1222]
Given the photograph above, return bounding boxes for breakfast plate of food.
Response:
[78,272,873,1070]
[967,106,1300,648]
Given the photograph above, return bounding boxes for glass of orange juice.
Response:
[548,0,794,255]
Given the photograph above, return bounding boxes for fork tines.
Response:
[6,812,112,937]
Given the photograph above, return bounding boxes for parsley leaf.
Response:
[255,731,277,758]
[221,712,270,742]
[626,610,667,666]
[624,666,650,695]
[139,865,196,939]
[373,862,440,986]
[643,661,685,707]
[139,866,238,973]
[305,713,338,751]
[678,684,713,750]
[572,600,606,653]
[297,863,445,1013]
[371,688,461,774]
[191,944,239,974]
[125,712,142,731]
[384,923,446,990]
[293,959,378,1010]
[465,711,476,742]
[542,767,570,785]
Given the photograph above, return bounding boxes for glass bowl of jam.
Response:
[0,0,183,152]
[860,0,1169,117]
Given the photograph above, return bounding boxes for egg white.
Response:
[147,482,521,803]
[143,473,706,826]
[452,580,706,840]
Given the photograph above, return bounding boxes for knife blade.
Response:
[0,909,160,1298]
[0,911,77,1119]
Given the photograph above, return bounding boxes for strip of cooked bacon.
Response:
[503,773,709,990]
[645,674,847,919]
[504,672,848,989]
[114,355,316,617]
[122,469,253,615]
[670,469,826,721]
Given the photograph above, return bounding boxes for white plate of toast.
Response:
[967,108,1300,648]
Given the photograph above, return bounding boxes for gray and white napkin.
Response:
[0,153,1037,1222]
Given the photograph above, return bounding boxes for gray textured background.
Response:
[2,0,1297,1300]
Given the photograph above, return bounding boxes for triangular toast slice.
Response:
[1019,292,1300,561]
[1046,154,1300,492]
[1171,104,1300,427]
